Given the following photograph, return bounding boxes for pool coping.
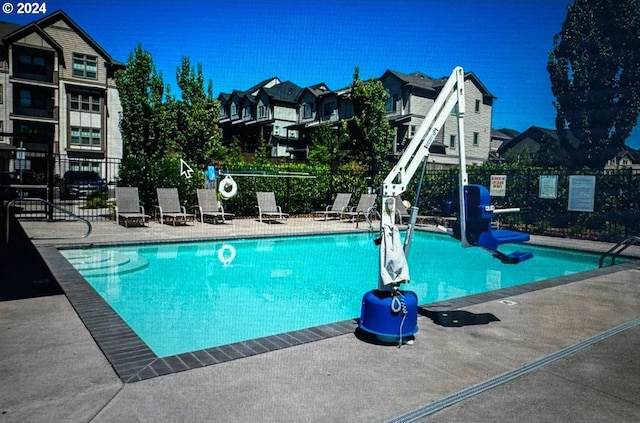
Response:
[35,233,637,383]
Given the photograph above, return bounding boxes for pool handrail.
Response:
[5,197,92,244]
[599,235,640,267]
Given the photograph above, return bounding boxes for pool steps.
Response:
[61,250,149,277]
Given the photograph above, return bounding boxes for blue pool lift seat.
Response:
[450,184,533,264]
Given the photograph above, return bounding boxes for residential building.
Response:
[0,10,123,185]
[380,70,495,168]
[490,128,520,160]
[605,146,640,170]
[218,68,495,166]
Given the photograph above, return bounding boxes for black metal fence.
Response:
[9,154,640,243]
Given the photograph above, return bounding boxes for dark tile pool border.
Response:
[35,242,636,383]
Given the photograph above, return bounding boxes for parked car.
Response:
[0,171,18,205]
[60,170,107,200]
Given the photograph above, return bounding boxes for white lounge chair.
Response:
[196,188,234,224]
[314,193,352,221]
[256,191,289,223]
[340,193,377,227]
[115,186,149,227]
[156,188,195,225]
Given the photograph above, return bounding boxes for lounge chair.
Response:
[314,193,352,221]
[256,191,289,223]
[115,186,150,227]
[196,188,234,224]
[156,188,195,225]
[341,193,377,227]
[393,196,410,224]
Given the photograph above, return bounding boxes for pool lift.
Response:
[359,66,534,345]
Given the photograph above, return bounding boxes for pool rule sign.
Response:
[489,175,507,197]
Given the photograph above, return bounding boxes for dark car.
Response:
[0,171,18,205]
[60,170,107,200]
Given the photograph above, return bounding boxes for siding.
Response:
[44,19,109,85]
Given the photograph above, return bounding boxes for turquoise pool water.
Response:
[61,232,600,357]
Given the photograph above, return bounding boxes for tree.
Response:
[226,136,245,166]
[115,44,170,161]
[253,129,270,164]
[307,123,348,166]
[548,0,640,169]
[534,133,568,168]
[349,67,395,187]
[171,56,224,169]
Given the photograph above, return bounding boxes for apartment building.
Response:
[0,10,123,184]
[217,69,494,166]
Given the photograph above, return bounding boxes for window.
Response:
[70,127,101,147]
[70,93,101,112]
[473,132,479,146]
[230,103,237,117]
[303,103,312,119]
[19,90,31,107]
[385,96,396,113]
[72,53,98,79]
[323,101,335,117]
[0,84,3,104]
[17,53,47,76]
[475,99,481,112]
[258,105,266,119]
[449,135,456,148]
[244,106,251,118]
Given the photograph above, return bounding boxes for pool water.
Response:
[61,232,600,357]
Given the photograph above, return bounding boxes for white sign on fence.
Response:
[539,175,558,199]
[568,175,596,212]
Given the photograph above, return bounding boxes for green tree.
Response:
[171,56,224,169]
[349,67,395,187]
[534,133,567,168]
[307,123,348,166]
[226,136,245,165]
[253,129,270,164]
[548,0,640,169]
[115,44,170,161]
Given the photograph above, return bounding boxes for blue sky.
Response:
[4,0,639,148]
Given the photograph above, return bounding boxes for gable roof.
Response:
[381,69,495,98]
[261,80,303,103]
[497,125,580,155]
[381,70,438,93]
[1,9,123,67]
[614,145,640,163]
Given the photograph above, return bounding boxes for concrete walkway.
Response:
[1,218,638,422]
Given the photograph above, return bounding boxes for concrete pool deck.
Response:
[1,217,639,422]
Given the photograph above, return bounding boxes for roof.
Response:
[1,10,123,67]
[0,21,22,45]
[614,145,640,162]
[497,125,580,155]
[381,70,438,93]
[381,68,495,98]
[262,80,303,103]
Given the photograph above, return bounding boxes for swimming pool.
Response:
[60,231,602,358]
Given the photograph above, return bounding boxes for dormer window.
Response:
[303,103,312,119]
[385,96,396,113]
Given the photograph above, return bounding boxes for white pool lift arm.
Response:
[378,66,470,292]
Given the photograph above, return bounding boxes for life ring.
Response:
[218,243,236,266]
[218,175,238,199]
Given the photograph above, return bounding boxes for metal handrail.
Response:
[599,235,640,267]
[5,197,92,244]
